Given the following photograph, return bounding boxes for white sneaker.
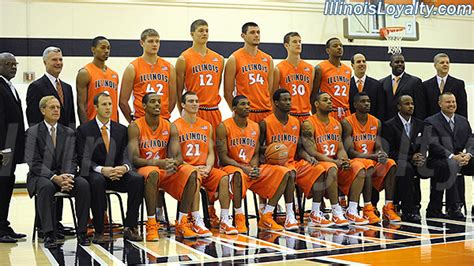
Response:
[308,211,334,227]
[284,214,299,230]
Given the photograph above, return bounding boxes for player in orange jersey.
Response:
[176,19,224,129]
[120,29,177,122]
[261,89,329,229]
[273,32,314,123]
[128,93,199,240]
[341,92,400,224]
[224,22,274,124]
[169,91,238,236]
[76,36,120,124]
[216,95,292,232]
[311,38,352,122]
[301,92,368,226]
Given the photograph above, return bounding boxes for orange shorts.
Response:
[337,159,366,196]
[351,158,397,192]
[289,113,311,124]
[138,165,197,201]
[249,111,271,124]
[221,164,291,199]
[200,167,228,202]
[197,109,222,130]
[329,108,351,123]
[288,160,326,199]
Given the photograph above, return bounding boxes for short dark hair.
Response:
[325,37,340,49]
[232,95,248,107]
[92,36,108,47]
[283,32,300,44]
[273,89,290,102]
[350,53,365,64]
[389,53,404,62]
[314,92,329,102]
[181,91,197,104]
[439,91,455,102]
[353,92,369,103]
[242,22,258,34]
[142,92,157,105]
[397,94,412,105]
[141,28,159,41]
[191,19,208,32]
[93,92,111,106]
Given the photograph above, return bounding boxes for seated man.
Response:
[76,92,144,243]
[301,92,368,225]
[25,96,90,248]
[216,95,293,233]
[169,91,237,236]
[128,92,199,240]
[342,92,400,224]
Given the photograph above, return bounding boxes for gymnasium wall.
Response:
[1,0,473,183]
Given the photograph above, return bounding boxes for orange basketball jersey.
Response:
[84,63,119,122]
[233,48,272,111]
[174,117,211,166]
[277,60,313,115]
[345,113,379,154]
[182,48,223,107]
[131,57,171,119]
[317,60,352,110]
[135,116,171,160]
[263,114,300,163]
[306,115,342,159]
[223,118,259,165]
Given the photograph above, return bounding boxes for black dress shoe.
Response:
[402,213,421,223]
[426,209,448,219]
[44,234,58,249]
[448,208,465,220]
[0,234,18,243]
[57,223,76,236]
[77,233,91,246]
[38,231,65,240]
[6,227,26,239]
[92,232,108,244]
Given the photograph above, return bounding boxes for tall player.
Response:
[76,36,119,124]
[301,92,368,225]
[224,22,274,123]
[128,93,199,240]
[341,92,401,223]
[311,37,351,122]
[216,95,292,232]
[273,32,314,123]
[120,29,176,122]
[169,91,238,236]
[176,19,224,128]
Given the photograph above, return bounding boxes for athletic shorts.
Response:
[200,167,228,202]
[289,113,311,124]
[197,109,222,130]
[329,108,351,123]
[351,158,397,192]
[249,111,271,124]
[288,160,326,199]
[337,159,366,196]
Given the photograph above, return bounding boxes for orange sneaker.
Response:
[208,206,220,228]
[284,215,299,231]
[192,217,212,237]
[363,204,382,224]
[175,216,198,239]
[146,218,159,242]
[235,213,248,234]
[345,210,369,225]
[219,219,238,235]
[383,203,401,222]
[308,211,334,227]
[258,212,284,231]
[331,212,350,227]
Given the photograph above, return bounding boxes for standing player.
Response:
[273,32,314,123]
[301,92,368,225]
[216,95,292,232]
[169,91,238,236]
[176,19,224,128]
[342,92,400,224]
[224,22,274,123]
[120,29,176,122]
[128,93,199,240]
[76,36,119,124]
[311,37,352,122]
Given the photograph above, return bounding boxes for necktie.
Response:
[101,125,109,152]
[405,123,411,137]
[357,79,363,93]
[56,79,64,105]
[392,76,400,95]
[439,79,445,94]
[51,127,56,147]
[449,119,455,132]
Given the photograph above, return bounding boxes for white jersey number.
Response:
[238,149,247,161]
[145,151,160,160]
[199,74,213,86]
[249,73,264,85]
[291,84,306,96]
[146,83,164,95]
[185,144,201,157]
[322,144,336,156]
[334,85,347,97]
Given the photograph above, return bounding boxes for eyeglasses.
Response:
[4,62,19,67]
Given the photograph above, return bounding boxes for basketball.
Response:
[264,142,289,165]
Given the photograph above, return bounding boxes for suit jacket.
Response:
[349,76,385,120]
[380,72,426,121]
[0,78,25,165]
[76,119,130,177]
[382,115,427,162]
[26,74,76,128]
[423,75,467,118]
[424,112,474,160]
[25,122,77,197]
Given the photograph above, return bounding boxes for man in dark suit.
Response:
[382,95,428,222]
[423,53,467,118]
[25,96,90,248]
[425,92,474,220]
[380,54,426,121]
[77,92,143,243]
[26,47,76,129]
[349,53,385,120]
[0,52,27,243]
